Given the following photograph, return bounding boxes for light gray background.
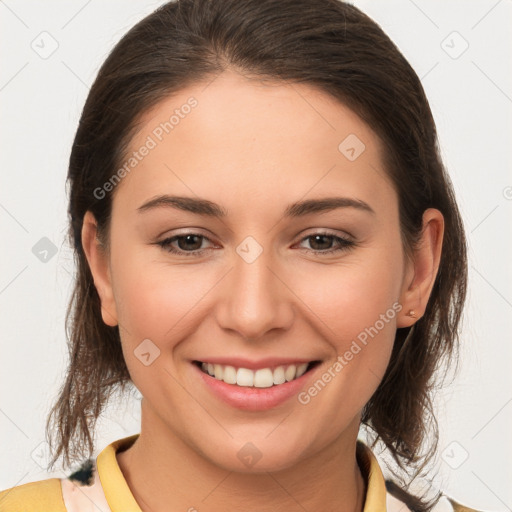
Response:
[1,1,511,510]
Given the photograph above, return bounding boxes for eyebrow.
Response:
[137,195,375,217]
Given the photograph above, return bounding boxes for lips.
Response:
[192,358,322,411]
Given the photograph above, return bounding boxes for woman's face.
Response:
[84,69,441,472]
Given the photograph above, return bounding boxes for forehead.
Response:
[112,69,396,218]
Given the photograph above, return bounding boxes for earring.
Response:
[407,309,416,318]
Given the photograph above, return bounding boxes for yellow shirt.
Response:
[0,434,481,511]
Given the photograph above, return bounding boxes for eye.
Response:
[155,231,355,258]
[156,233,214,256]
[296,232,355,255]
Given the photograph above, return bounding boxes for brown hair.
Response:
[46,0,467,509]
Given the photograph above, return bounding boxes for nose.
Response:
[215,245,294,341]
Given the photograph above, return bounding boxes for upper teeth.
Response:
[201,362,309,388]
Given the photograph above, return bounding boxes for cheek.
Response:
[294,250,403,345]
[111,255,215,341]
[290,248,404,407]
[109,256,214,397]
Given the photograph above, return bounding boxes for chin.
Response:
[194,433,315,474]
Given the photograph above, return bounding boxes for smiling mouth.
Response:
[193,360,321,388]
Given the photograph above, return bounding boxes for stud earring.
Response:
[407,309,416,318]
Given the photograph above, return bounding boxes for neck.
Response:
[116,403,366,512]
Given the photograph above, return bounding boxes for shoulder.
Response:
[0,478,66,512]
[0,457,105,512]
[0,434,137,512]
[386,476,490,512]
[357,441,488,512]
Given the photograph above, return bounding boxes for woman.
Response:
[0,0,481,510]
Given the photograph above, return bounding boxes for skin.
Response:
[82,69,444,512]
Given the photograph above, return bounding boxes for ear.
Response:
[397,208,444,328]
[81,211,118,327]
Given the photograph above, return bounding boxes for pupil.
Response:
[179,235,202,251]
[311,235,331,250]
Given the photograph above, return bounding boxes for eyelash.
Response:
[155,231,355,257]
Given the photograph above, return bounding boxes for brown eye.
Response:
[307,234,335,251]
[298,232,355,255]
[156,233,213,256]
[175,234,204,251]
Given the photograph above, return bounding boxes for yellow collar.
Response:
[96,434,388,511]
[356,440,388,511]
